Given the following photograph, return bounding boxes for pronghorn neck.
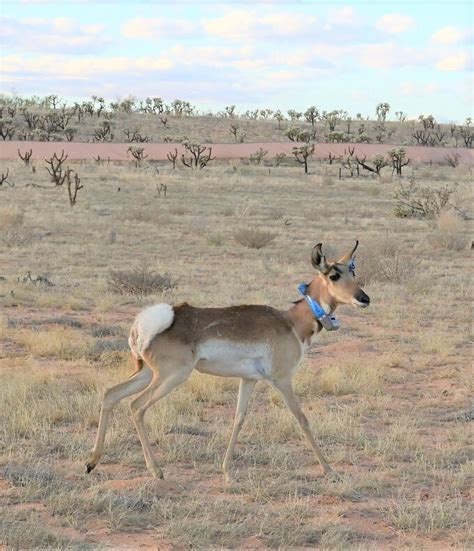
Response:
[288,275,338,341]
[308,275,338,314]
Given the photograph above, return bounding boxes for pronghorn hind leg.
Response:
[271,377,336,476]
[86,362,153,473]
[222,378,256,482]
[130,359,193,479]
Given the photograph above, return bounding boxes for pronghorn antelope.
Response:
[86,241,370,480]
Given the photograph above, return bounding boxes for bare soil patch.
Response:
[4,140,474,163]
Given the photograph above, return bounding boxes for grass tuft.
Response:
[234,227,276,249]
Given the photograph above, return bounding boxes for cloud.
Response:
[203,10,317,41]
[0,16,110,54]
[301,41,432,71]
[326,6,360,27]
[122,17,195,39]
[400,82,439,95]
[1,54,173,79]
[376,13,415,35]
[356,42,428,69]
[436,50,472,71]
[431,26,472,45]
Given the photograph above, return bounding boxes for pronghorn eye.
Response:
[329,273,340,281]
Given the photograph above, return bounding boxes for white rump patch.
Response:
[128,303,174,358]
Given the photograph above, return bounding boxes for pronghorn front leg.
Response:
[271,377,335,476]
[222,378,256,482]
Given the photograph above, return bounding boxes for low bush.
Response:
[107,263,176,295]
[0,205,33,248]
[394,181,462,219]
[428,211,469,251]
[234,228,276,249]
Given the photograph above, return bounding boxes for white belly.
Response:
[195,340,272,380]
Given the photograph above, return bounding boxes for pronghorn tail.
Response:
[128,303,175,363]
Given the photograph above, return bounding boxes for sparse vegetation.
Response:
[249,147,268,165]
[44,149,68,186]
[429,211,469,250]
[293,143,315,174]
[0,205,33,248]
[394,181,461,219]
[181,141,215,169]
[1,93,471,147]
[107,263,176,295]
[127,146,148,168]
[0,95,472,550]
[234,227,276,248]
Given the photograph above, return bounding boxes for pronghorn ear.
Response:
[339,240,359,264]
[311,243,330,272]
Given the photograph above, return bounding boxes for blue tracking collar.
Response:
[298,283,340,331]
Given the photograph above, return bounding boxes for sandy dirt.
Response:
[3,140,474,163]
[1,158,471,549]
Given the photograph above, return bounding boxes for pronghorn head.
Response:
[310,241,370,309]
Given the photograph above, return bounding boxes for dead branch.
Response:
[18,149,33,166]
[167,148,178,169]
[124,127,149,143]
[0,168,12,187]
[66,169,83,206]
[181,142,215,169]
[127,146,148,168]
[94,121,114,142]
[0,119,15,140]
[249,148,268,165]
[156,183,167,197]
[45,150,68,186]
[355,154,388,175]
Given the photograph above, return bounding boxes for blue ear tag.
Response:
[298,284,339,331]
[348,259,356,273]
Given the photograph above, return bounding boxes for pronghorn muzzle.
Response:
[354,288,370,308]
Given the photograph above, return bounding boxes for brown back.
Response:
[163,303,294,345]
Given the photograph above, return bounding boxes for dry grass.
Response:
[15,327,95,360]
[428,210,469,251]
[0,156,472,549]
[388,496,470,533]
[356,236,418,285]
[317,356,387,396]
[0,204,33,248]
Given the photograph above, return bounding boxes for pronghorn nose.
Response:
[357,290,370,305]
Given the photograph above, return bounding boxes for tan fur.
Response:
[86,242,370,480]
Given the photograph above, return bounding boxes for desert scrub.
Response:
[207,232,225,246]
[428,210,469,251]
[394,181,463,219]
[107,263,176,295]
[234,227,276,249]
[0,204,33,248]
[356,236,417,285]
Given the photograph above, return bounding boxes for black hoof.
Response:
[86,463,95,474]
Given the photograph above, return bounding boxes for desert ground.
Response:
[3,141,474,163]
[1,133,473,549]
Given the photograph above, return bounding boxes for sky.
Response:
[0,1,472,122]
